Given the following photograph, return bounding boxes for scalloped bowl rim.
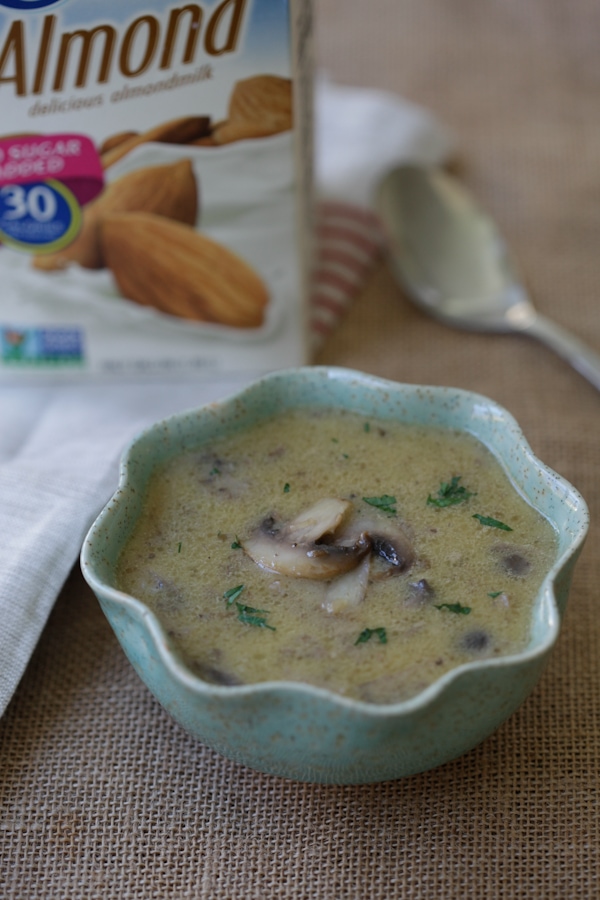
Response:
[81,366,589,717]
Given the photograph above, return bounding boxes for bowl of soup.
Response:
[81,367,588,783]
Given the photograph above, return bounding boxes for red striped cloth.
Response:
[310,200,385,350]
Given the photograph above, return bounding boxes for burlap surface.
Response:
[2,1,599,896]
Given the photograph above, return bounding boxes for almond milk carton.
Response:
[0,0,312,380]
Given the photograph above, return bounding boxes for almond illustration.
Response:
[212,75,292,145]
[189,134,219,147]
[101,116,211,168]
[99,130,139,155]
[212,118,287,145]
[100,212,269,328]
[33,158,198,272]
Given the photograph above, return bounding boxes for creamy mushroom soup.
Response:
[117,409,558,704]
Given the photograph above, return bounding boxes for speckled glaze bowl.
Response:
[81,367,589,784]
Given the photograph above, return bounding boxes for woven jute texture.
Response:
[2,1,600,897]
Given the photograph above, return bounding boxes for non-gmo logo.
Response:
[0,1,64,10]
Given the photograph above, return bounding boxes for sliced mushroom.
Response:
[460,630,492,654]
[243,499,414,583]
[371,533,413,577]
[243,527,370,580]
[340,517,414,579]
[323,554,371,614]
[283,498,351,544]
[501,552,531,577]
[406,578,435,607]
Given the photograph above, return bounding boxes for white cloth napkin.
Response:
[0,78,453,717]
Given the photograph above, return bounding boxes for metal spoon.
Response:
[376,164,600,391]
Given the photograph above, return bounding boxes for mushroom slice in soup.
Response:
[406,578,435,607]
[323,554,371,614]
[283,498,352,544]
[460,629,494,655]
[243,525,370,580]
[242,498,413,581]
[338,517,415,580]
[371,532,413,577]
[493,544,532,577]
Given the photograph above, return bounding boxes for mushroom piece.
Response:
[494,544,532,577]
[243,522,370,580]
[460,630,493,654]
[242,499,415,582]
[406,578,435,607]
[339,517,415,579]
[283,498,352,544]
[371,533,413,577]
[323,554,371,614]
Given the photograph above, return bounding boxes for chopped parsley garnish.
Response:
[427,476,475,508]
[223,584,245,605]
[342,453,349,459]
[210,466,221,476]
[177,542,182,553]
[283,482,290,493]
[235,602,276,631]
[231,537,242,550]
[472,514,513,531]
[355,627,387,645]
[434,602,472,615]
[363,494,397,515]
[331,438,339,443]
[488,591,503,599]
[364,422,371,433]
[222,586,275,629]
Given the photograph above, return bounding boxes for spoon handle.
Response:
[523,311,600,392]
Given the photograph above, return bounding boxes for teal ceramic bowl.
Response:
[80,367,588,784]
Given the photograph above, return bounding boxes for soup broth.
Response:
[117,408,558,704]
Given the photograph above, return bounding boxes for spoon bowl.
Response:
[377,165,600,390]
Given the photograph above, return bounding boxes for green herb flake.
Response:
[427,475,475,508]
[331,438,339,444]
[235,602,276,631]
[364,422,371,433]
[487,591,503,599]
[355,627,388,645]
[342,453,349,459]
[434,602,472,615]
[223,584,245,605]
[472,514,513,531]
[210,466,221,476]
[363,494,397,515]
[177,542,182,553]
[231,537,242,550]
[283,482,290,494]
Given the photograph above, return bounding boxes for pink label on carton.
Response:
[0,134,104,253]
[0,134,104,206]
